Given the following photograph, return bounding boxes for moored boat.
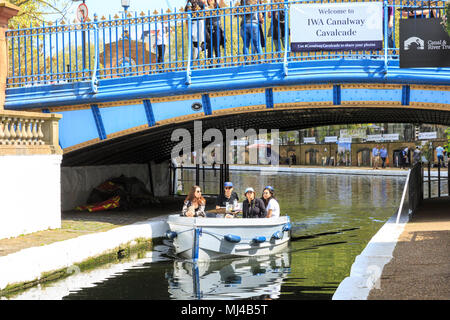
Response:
[166,214,291,261]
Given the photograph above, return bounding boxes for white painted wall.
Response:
[0,155,62,240]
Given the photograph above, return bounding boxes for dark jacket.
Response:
[242,198,266,218]
[216,191,239,207]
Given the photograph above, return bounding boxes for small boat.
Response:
[165,214,291,261]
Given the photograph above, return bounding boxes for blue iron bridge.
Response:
[4,0,450,166]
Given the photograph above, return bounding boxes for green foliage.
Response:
[8,0,71,28]
[446,1,450,36]
[444,127,450,153]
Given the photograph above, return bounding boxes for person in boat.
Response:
[242,187,266,218]
[181,185,206,217]
[215,181,239,209]
[261,185,280,218]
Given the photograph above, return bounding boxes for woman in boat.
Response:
[182,185,206,217]
[242,187,266,218]
[261,185,280,218]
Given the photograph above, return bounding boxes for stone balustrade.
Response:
[0,110,62,155]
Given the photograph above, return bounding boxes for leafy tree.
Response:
[8,0,72,28]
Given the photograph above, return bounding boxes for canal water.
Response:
[9,170,409,300]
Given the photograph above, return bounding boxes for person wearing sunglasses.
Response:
[242,187,266,218]
[215,182,239,210]
[182,185,206,217]
[261,186,280,218]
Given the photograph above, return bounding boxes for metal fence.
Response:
[6,0,447,88]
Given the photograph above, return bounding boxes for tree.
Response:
[8,0,72,28]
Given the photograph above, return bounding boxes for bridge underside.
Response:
[62,107,450,166]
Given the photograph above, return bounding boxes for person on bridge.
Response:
[239,0,263,56]
[436,145,446,168]
[186,0,207,60]
[205,0,226,62]
[261,186,280,218]
[242,187,266,218]
[182,185,206,217]
[216,181,239,209]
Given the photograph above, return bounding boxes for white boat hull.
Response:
[166,215,291,261]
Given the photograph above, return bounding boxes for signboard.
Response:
[338,137,352,143]
[324,136,338,143]
[418,132,437,140]
[367,134,400,141]
[290,2,383,52]
[303,137,316,144]
[77,3,88,23]
[400,18,450,68]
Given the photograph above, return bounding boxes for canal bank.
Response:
[333,196,450,300]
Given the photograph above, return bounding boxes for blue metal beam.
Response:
[201,94,212,116]
[91,104,107,140]
[402,85,411,106]
[143,99,156,127]
[5,60,450,110]
[333,85,341,105]
[265,88,274,109]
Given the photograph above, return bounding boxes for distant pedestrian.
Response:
[372,145,380,169]
[436,145,446,168]
[380,146,388,168]
[413,146,421,165]
[400,147,409,169]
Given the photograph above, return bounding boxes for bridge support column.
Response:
[0,1,19,111]
[0,112,63,240]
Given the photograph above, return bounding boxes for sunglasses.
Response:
[225,187,232,190]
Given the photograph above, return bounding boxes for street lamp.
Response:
[121,0,130,13]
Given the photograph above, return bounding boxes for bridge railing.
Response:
[5,0,447,88]
[0,110,62,154]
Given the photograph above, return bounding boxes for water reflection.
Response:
[167,253,291,300]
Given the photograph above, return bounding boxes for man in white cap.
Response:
[242,187,266,218]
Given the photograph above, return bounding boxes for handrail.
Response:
[5,0,448,89]
[91,16,99,94]
[396,168,411,224]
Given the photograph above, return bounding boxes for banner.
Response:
[418,132,437,140]
[303,137,316,144]
[324,136,338,143]
[290,2,383,52]
[400,18,450,68]
[367,134,399,141]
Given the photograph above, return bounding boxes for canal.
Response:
[9,170,408,300]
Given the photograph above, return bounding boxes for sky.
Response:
[64,0,189,21]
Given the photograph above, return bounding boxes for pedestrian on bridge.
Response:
[239,0,263,56]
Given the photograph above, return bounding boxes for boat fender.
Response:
[271,230,283,240]
[252,236,266,244]
[282,223,292,232]
[224,234,241,243]
[165,231,178,239]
